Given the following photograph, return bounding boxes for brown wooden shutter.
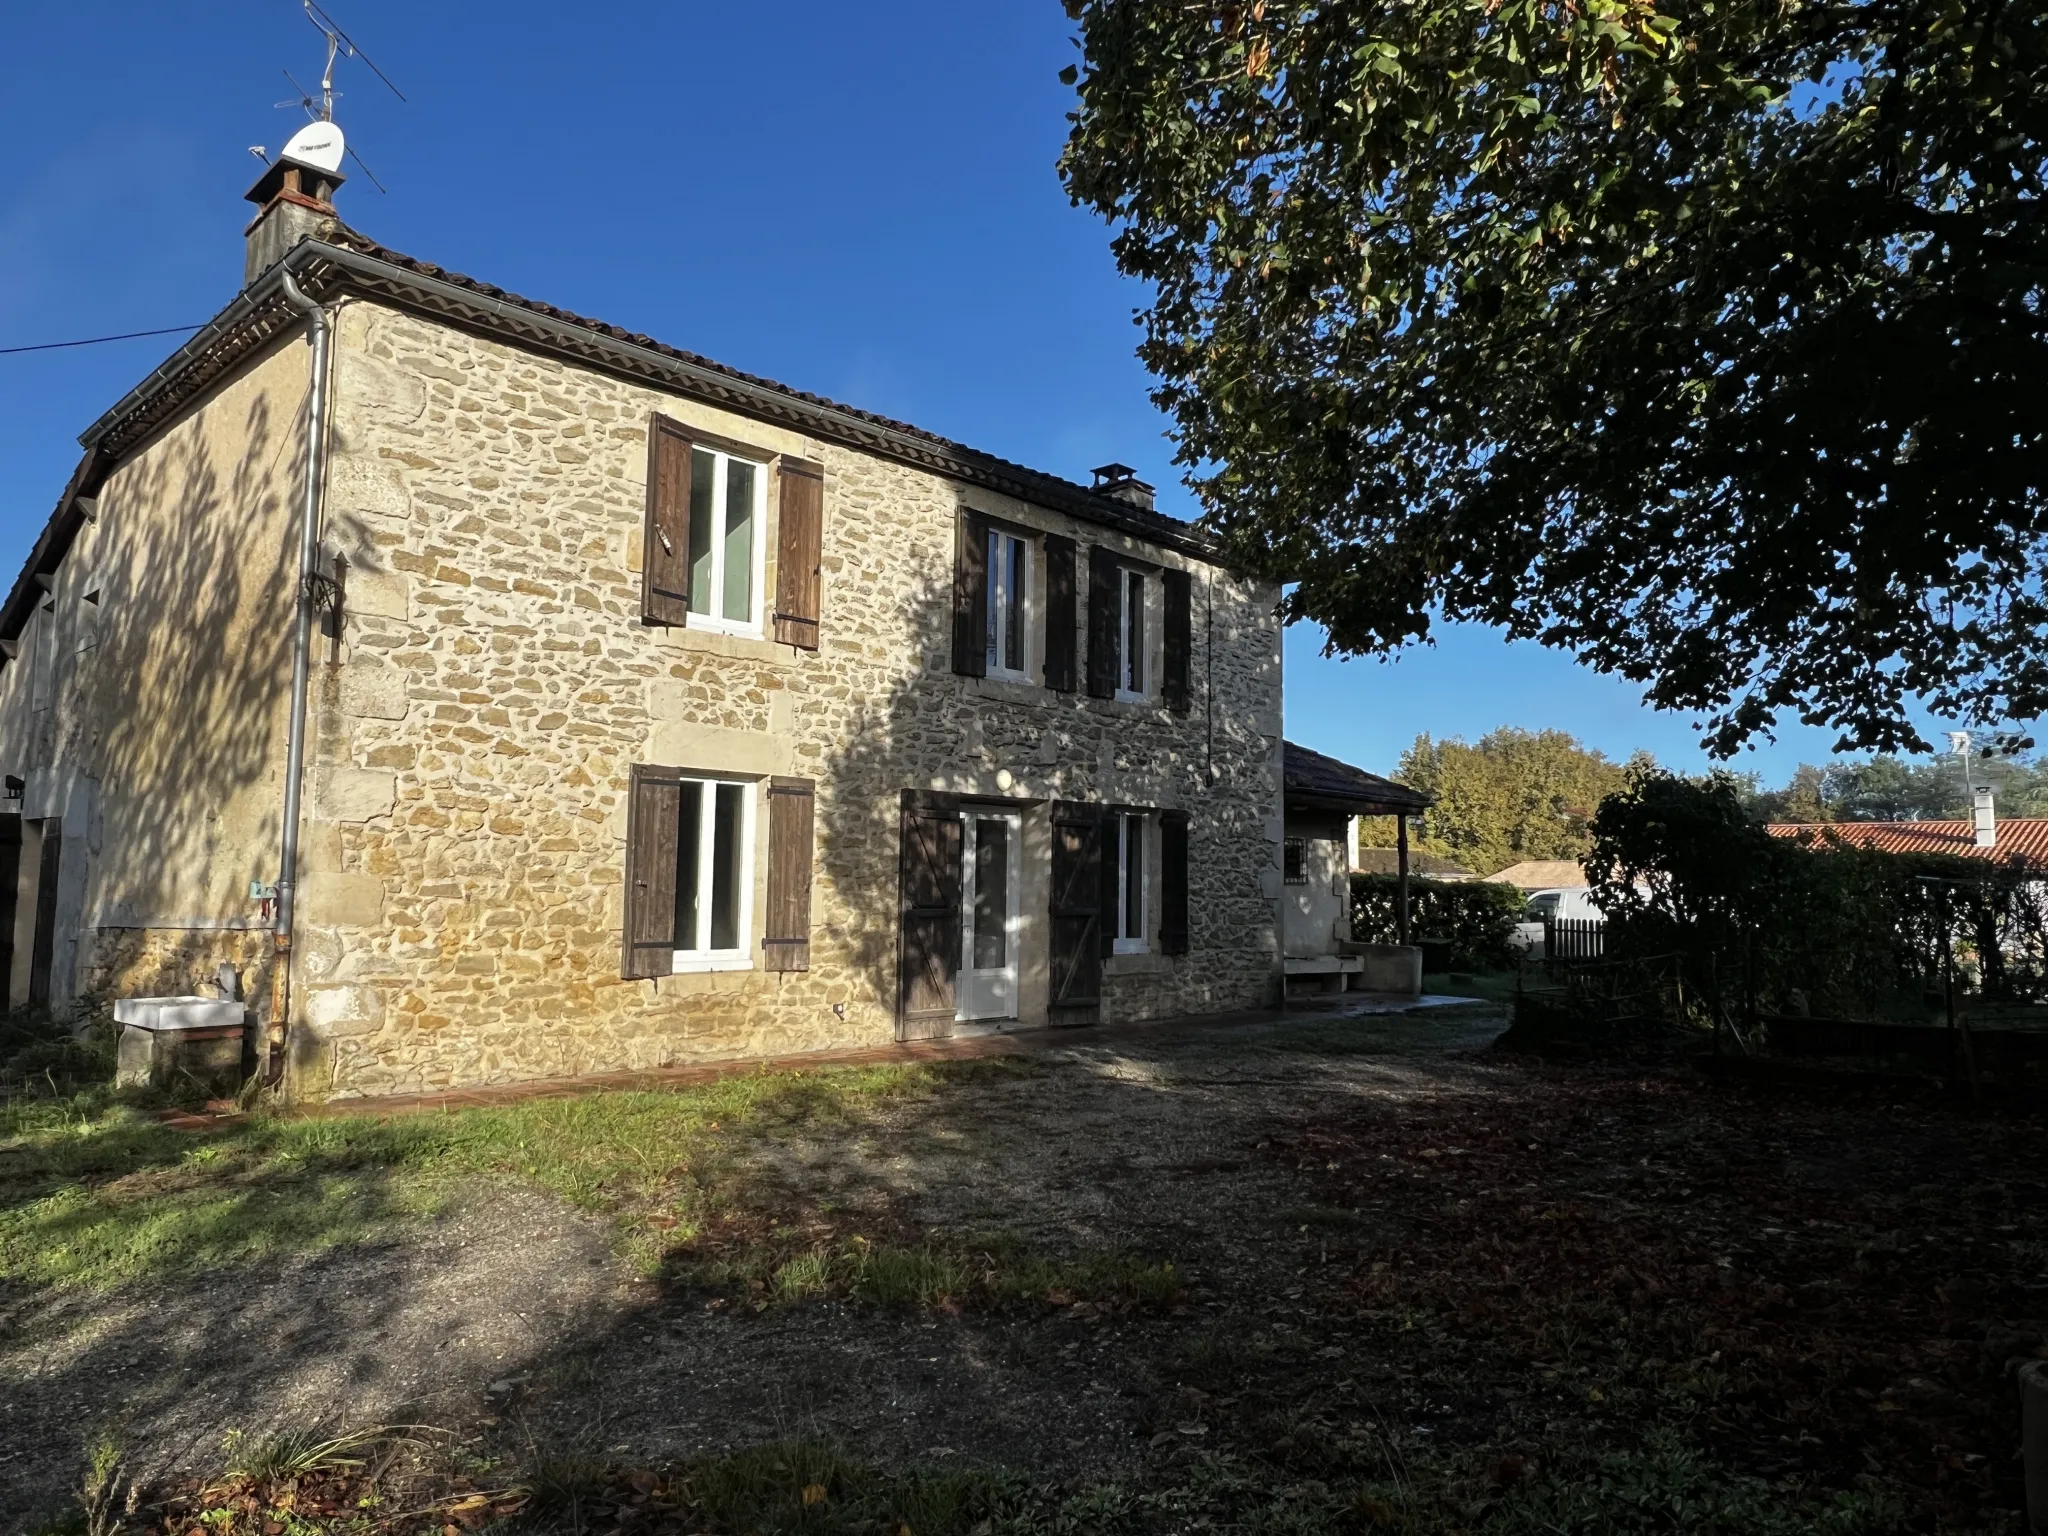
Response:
[643,415,694,625]
[1050,801,1104,1026]
[773,459,824,649]
[762,776,815,971]
[622,765,683,979]
[898,794,963,1039]
[27,817,59,1006]
[1085,545,1119,699]
[952,514,988,677]
[1098,805,1122,958]
[1162,567,1192,714]
[1160,808,1190,956]
[1043,534,1077,692]
[0,815,19,1006]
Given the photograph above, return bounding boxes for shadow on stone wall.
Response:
[75,356,306,1007]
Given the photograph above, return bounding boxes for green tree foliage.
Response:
[1747,752,2048,822]
[1360,727,1640,875]
[1586,765,2048,1013]
[1059,1,2048,755]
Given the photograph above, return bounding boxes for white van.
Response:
[1525,887,1606,922]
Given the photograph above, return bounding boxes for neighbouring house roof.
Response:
[1491,860,1591,890]
[1352,848,1477,880]
[1283,741,1431,817]
[3,231,1233,657]
[1767,819,2048,865]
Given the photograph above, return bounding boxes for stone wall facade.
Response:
[290,298,1285,1097]
[0,336,304,1016]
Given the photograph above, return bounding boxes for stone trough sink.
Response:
[113,996,249,1094]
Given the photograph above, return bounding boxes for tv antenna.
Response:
[270,0,404,192]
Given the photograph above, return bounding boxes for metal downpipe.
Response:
[265,268,331,1089]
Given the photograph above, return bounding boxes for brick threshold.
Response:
[154,993,1452,1129]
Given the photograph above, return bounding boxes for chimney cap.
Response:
[244,156,345,210]
[1091,462,1140,489]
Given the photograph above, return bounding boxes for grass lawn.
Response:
[10,1009,2043,1535]
[0,1056,1171,1307]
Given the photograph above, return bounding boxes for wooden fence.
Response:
[1543,915,1606,963]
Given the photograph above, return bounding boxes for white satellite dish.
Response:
[281,120,345,175]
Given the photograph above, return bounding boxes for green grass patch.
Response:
[676,1228,1184,1312]
[122,1429,1911,1536]
[0,1060,998,1291]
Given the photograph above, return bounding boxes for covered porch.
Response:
[1282,742,1432,996]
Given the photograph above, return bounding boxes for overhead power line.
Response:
[0,323,207,357]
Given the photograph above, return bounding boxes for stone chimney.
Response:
[242,155,346,288]
[1091,462,1156,512]
[1974,785,1997,848]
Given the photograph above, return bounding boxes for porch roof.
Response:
[1283,741,1430,818]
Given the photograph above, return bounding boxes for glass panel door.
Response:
[958,812,1021,1021]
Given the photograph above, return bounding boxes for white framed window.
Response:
[672,776,755,971]
[1116,567,1150,701]
[985,528,1031,681]
[686,445,767,635]
[1115,811,1149,953]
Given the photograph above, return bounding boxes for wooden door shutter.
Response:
[0,815,18,1007]
[643,415,694,625]
[1050,802,1105,1025]
[898,794,963,1039]
[27,818,58,1006]
[951,514,989,677]
[763,777,815,971]
[1162,568,1193,714]
[773,459,824,649]
[1043,534,1077,692]
[1160,808,1191,956]
[622,766,683,979]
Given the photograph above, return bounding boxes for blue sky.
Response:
[0,1,1911,783]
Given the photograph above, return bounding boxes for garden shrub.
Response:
[1351,874,1526,969]
[1585,766,2048,1018]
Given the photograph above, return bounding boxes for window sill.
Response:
[1112,939,1150,956]
[962,674,1051,709]
[648,625,788,665]
[1114,690,1152,706]
[670,955,753,974]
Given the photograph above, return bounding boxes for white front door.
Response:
[958,811,1021,1021]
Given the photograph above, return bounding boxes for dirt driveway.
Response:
[0,1005,1505,1530]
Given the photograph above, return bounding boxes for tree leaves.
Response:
[1060,0,2048,754]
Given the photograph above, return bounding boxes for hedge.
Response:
[1351,874,1527,970]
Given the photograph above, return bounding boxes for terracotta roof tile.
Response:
[1766,818,2048,865]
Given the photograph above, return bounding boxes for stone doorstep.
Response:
[152,994,1479,1131]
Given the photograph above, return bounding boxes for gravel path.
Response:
[0,1005,1504,1531]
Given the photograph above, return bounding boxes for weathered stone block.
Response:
[314,767,397,821]
[339,662,408,720]
[347,570,412,621]
[301,873,387,928]
[303,983,384,1037]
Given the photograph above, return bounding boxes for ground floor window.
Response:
[675,778,752,968]
[1115,811,1149,953]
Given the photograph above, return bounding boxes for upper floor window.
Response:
[985,528,1030,681]
[1116,567,1150,701]
[1115,810,1149,953]
[687,446,765,634]
[1283,838,1308,885]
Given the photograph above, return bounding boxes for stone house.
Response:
[0,151,1292,1098]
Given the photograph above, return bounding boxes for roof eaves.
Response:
[241,239,1228,561]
